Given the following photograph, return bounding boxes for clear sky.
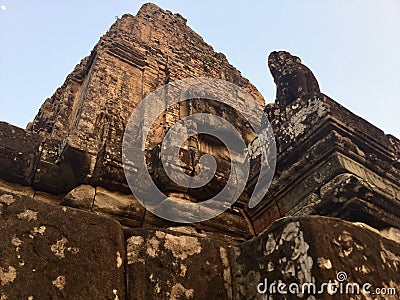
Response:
[0,1,399,137]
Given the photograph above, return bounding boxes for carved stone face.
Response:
[268,51,301,80]
[268,51,302,79]
[268,50,320,108]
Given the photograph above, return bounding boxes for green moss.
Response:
[202,55,215,64]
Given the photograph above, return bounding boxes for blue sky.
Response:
[0,1,399,137]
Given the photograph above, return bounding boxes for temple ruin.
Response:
[0,3,399,299]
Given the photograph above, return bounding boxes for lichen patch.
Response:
[264,233,276,255]
[276,222,314,287]
[50,237,78,258]
[220,247,232,299]
[281,222,300,242]
[0,194,15,205]
[317,257,332,270]
[0,266,17,286]
[146,237,160,258]
[155,231,166,239]
[164,234,201,260]
[116,251,123,268]
[17,210,38,221]
[126,236,145,264]
[179,264,187,277]
[354,265,370,274]
[11,236,22,247]
[170,283,194,299]
[51,238,68,258]
[112,289,119,300]
[334,231,364,258]
[31,226,46,237]
[52,275,66,290]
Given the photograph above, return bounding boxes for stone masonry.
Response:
[0,3,399,300]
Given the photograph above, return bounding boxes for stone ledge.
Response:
[0,122,43,186]
[250,95,400,233]
[231,216,400,299]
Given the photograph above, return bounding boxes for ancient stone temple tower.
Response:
[0,3,399,299]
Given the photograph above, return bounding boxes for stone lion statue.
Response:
[268,51,320,111]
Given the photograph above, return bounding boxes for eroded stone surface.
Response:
[251,90,400,233]
[62,184,95,210]
[0,178,35,198]
[0,122,43,186]
[26,3,263,199]
[231,216,400,299]
[0,2,260,241]
[0,3,398,299]
[0,194,125,299]
[268,50,320,113]
[125,228,232,300]
[93,186,145,228]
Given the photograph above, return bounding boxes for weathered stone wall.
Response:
[248,52,400,234]
[249,94,400,234]
[0,3,268,241]
[28,3,263,195]
[0,192,125,299]
[232,216,400,299]
[0,4,399,300]
[0,3,265,240]
[2,192,399,299]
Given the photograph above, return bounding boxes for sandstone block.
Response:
[0,194,125,299]
[0,178,35,198]
[0,122,42,186]
[62,184,95,210]
[231,216,400,299]
[93,186,145,228]
[125,228,232,300]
